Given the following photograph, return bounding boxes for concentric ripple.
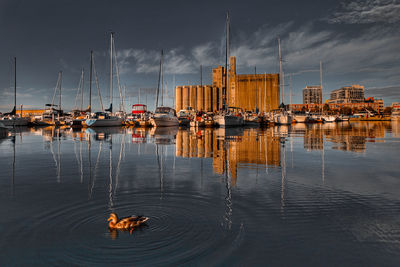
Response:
[2,190,247,266]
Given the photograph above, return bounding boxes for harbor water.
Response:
[1,121,400,265]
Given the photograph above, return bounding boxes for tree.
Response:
[383,107,393,115]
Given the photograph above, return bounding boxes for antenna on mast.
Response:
[89,50,93,111]
[278,37,284,105]
[320,61,323,104]
[109,32,114,113]
[224,11,230,111]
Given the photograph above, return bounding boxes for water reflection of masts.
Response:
[281,139,286,212]
[89,139,103,199]
[87,134,92,198]
[11,135,16,196]
[265,130,269,174]
[114,130,126,195]
[290,132,294,168]
[156,144,164,199]
[322,132,325,184]
[49,127,61,183]
[57,128,61,183]
[108,135,114,211]
[223,139,233,230]
[79,134,83,183]
[73,132,84,183]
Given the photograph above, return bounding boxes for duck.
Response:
[107,213,149,233]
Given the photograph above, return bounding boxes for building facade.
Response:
[303,86,322,104]
[329,85,365,104]
[175,56,280,113]
[288,101,384,113]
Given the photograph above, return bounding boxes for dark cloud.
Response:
[327,0,400,24]
[0,0,399,111]
[366,86,400,100]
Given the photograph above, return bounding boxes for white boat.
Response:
[86,112,123,127]
[215,107,244,127]
[151,107,179,127]
[293,114,309,123]
[151,51,179,127]
[322,115,337,122]
[272,39,292,126]
[1,116,30,126]
[273,112,293,125]
[243,111,261,126]
[1,58,30,127]
[214,113,243,127]
[86,33,125,127]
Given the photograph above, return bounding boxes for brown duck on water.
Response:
[107,213,149,233]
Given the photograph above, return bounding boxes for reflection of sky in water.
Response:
[0,121,399,265]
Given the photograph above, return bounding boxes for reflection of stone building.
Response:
[175,56,280,113]
[302,122,389,153]
[392,121,400,138]
[304,126,324,151]
[176,128,281,185]
[326,122,387,152]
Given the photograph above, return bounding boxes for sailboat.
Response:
[151,50,179,127]
[214,12,244,128]
[273,38,292,125]
[86,32,123,127]
[1,57,30,126]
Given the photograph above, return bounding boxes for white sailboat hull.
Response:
[1,117,30,126]
[274,114,293,125]
[293,115,308,123]
[215,114,243,127]
[322,115,336,122]
[85,117,123,127]
[151,116,179,127]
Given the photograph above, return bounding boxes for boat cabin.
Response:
[132,104,147,114]
[155,107,176,116]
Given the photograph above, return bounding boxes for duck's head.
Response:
[108,213,118,223]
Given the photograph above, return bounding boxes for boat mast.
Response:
[14,57,16,112]
[278,38,284,105]
[156,50,163,108]
[320,61,323,103]
[224,11,230,111]
[112,35,124,112]
[92,54,104,112]
[110,32,114,113]
[289,74,292,111]
[59,71,62,112]
[81,69,84,110]
[89,50,93,111]
[161,50,164,106]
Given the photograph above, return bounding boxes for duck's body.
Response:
[108,213,149,232]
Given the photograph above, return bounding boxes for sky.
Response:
[1,0,399,112]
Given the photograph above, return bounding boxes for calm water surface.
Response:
[1,122,400,266]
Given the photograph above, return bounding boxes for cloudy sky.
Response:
[1,0,399,112]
